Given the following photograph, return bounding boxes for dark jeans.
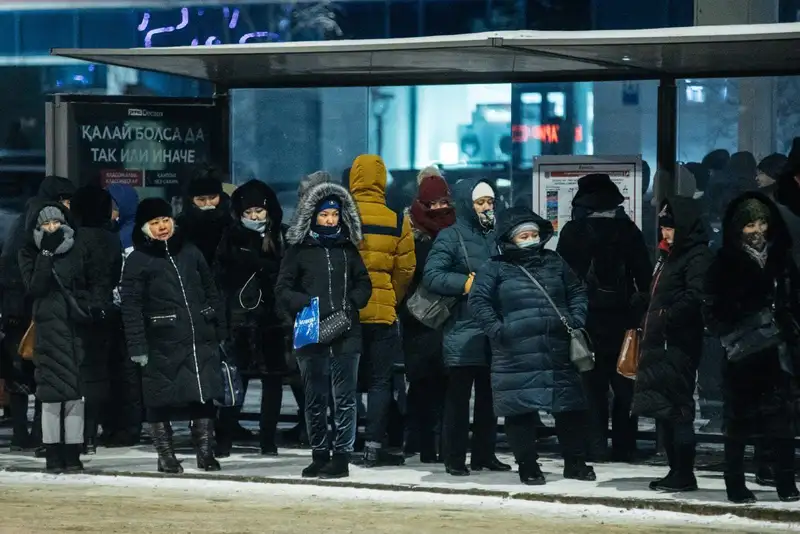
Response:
[145,401,216,423]
[443,365,497,467]
[298,351,360,454]
[407,375,446,457]
[505,410,588,465]
[583,351,637,457]
[217,375,283,448]
[361,324,399,447]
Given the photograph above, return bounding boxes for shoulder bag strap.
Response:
[453,228,472,272]
[515,264,573,334]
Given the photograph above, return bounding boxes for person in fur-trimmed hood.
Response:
[276,181,372,480]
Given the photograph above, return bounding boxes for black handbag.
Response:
[405,229,470,329]
[720,308,783,363]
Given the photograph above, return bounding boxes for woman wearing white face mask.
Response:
[469,207,594,486]
[213,179,288,457]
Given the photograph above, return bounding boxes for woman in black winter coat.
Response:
[400,173,456,463]
[214,179,288,456]
[632,197,712,492]
[121,198,224,474]
[19,202,105,472]
[276,182,372,480]
[469,207,594,485]
[70,185,122,454]
[176,169,233,267]
[704,193,800,504]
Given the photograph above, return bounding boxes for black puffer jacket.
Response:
[18,203,104,403]
[70,185,122,402]
[176,193,232,268]
[214,180,288,374]
[704,192,799,439]
[275,182,372,358]
[469,207,588,417]
[632,197,712,423]
[121,227,224,409]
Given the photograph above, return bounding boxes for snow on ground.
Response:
[0,470,796,532]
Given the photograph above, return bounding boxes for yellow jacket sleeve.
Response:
[391,214,416,303]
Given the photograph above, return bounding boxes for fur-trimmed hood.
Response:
[286,182,362,246]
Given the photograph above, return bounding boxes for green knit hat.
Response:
[731,198,770,232]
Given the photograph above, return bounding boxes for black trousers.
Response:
[407,375,446,457]
[582,351,637,456]
[505,410,589,465]
[361,324,399,446]
[217,375,284,448]
[103,323,143,436]
[145,402,216,423]
[442,365,496,466]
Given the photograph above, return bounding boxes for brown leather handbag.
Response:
[616,328,641,379]
[18,321,35,360]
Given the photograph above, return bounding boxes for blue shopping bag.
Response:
[293,297,320,349]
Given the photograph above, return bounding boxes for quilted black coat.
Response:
[469,207,588,417]
[121,228,223,409]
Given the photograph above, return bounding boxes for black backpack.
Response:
[583,223,630,309]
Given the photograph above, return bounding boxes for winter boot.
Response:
[649,442,676,490]
[191,418,221,472]
[44,444,64,474]
[63,444,85,473]
[776,472,800,502]
[9,393,33,451]
[653,444,697,492]
[363,444,404,468]
[302,450,330,478]
[563,457,597,481]
[419,448,440,464]
[214,420,232,459]
[471,455,512,472]
[519,462,546,486]
[774,439,800,502]
[755,464,776,487]
[445,461,470,477]
[150,422,183,474]
[83,438,97,456]
[724,473,756,504]
[318,452,350,479]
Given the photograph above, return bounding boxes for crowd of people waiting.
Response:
[1,144,800,505]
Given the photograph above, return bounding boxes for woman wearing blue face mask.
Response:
[213,179,289,457]
[469,207,594,486]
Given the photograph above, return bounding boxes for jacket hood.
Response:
[453,177,496,230]
[298,170,332,200]
[722,191,791,251]
[286,181,362,246]
[660,197,708,255]
[37,175,76,202]
[107,183,139,224]
[349,154,387,203]
[71,185,112,229]
[572,173,623,212]
[495,207,554,253]
[232,179,283,243]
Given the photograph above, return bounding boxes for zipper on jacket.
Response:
[325,248,335,358]
[166,245,204,401]
[150,314,177,320]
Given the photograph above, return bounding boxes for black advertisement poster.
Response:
[70,101,218,188]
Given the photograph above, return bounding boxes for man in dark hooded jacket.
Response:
[0,175,75,451]
[557,173,652,462]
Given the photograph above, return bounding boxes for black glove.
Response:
[39,228,64,254]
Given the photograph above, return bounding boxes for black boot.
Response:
[724,473,756,504]
[471,455,512,472]
[63,444,85,473]
[563,457,597,481]
[755,464,776,487]
[191,418,221,472]
[445,463,470,476]
[44,444,64,474]
[150,422,183,474]
[653,444,697,492]
[318,452,350,479]
[83,438,97,456]
[214,419,232,458]
[419,449,440,464]
[649,441,676,490]
[302,450,330,478]
[363,444,405,468]
[519,462,546,485]
[9,393,33,451]
[775,439,800,502]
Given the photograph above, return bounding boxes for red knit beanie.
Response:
[417,175,450,205]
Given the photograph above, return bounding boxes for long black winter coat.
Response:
[275,182,372,358]
[469,208,588,417]
[399,219,444,382]
[704,192,799,439]
[71,186,122,402]
[214,181,288,375]
[632,197,712,423]
[557,208,652,356]
[18,203,104,403]
[121,229,223,409]
[423,177,497,368]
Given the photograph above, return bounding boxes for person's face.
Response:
[430,199,450,210]
[147,217,174,241]
[316,208,340,227]
[473,196,494,215]
[512,228,540,246]
[743,219,768,235]
[243,207,268,221]
[661,227,675,244]
[60,198,71,210]
[756,172,776,188]
[41,220,62,234]
[193,194,220,209]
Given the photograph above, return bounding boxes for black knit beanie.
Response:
[135,197,173,229]
[731,198,770,232]
[188,177,223,198]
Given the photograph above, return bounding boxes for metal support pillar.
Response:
[656,78,678,192]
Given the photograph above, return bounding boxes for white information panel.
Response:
[532,155,643,250]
